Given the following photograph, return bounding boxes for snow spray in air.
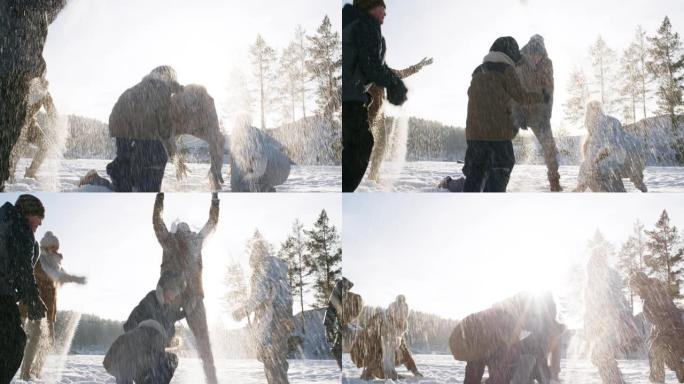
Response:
[42,311,82,384]
[381,110,409,191]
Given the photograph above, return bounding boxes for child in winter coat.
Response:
[103,272,186,384]
[19,231,87,380]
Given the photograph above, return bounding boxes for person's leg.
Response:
[0,298,27,383]
[135,140,168,192]
[510,354,537,384]
[25,122,50,179]
[530,120,562,191]
[332,334,342,370]
[463,360,486,384]
[342,102,373,192]
[485,141,515,192]
[648,339,666,383]
[463,141,490,192]
[185,299,218,384]
[368,113,387,182]
[265,336,290,384]
[591,341,625,384]
[107,138,134,192]
[629,171,648,192]
[19,320,43,380]
[0,76,31,189]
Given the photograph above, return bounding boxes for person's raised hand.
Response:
[387,80,408,106]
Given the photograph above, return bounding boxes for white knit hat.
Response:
[40,231,60,250]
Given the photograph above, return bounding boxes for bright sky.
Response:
[343,193,684,322]
[344,0,683,132]
[44,0,340,128]
[1,193,341,328]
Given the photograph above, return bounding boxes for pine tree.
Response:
[589,36,620,114]
[647,16,684,161]
[250,34,277,129]
[563,69,591,128]
[307,16,342,119]
[306,210,342,308]
[617,220,647,312]
[278,42,300,124]
[294,25,310,119]
[278,220,312,332]
[223,261,249,316]
[633,26,652,120]
[621,44,643,125]
[645,210,684,299]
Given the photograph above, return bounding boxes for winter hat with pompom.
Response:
[353,0,386,11]
[490,36,522,64]
[40,231,59,250]
[521,34,548,57]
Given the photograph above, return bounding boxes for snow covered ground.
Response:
[342,354,676,383]
[357,161,684,193]
[11,355,340,384]
[6,159,341,193]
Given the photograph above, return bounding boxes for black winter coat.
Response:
[0,202,41,304]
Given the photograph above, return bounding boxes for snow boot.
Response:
[549,174,562,192]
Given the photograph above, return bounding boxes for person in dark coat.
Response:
[324,277,357,369]
[0,194,47,383]
[463,37,548,192]
[342,0,408,192]
[0,0,67,192]
[106,66,183,192]
[103,272,186,384]
[630,272,684,383]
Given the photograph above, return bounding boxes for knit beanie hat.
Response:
[490,36,522,64]
[353,0,386,11]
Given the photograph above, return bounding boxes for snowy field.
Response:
[5,159,341,193]
[342,354,675,383]
[357,162,684,193]
[11,355,340,384]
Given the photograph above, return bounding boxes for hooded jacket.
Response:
[109,73,183,141]
[124,290,186,346]
[0,202,41,304]
[466,52,544,141]
[342,4,403,104]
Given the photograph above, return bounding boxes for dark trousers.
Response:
[107,138,168,192]
[463,140,515,192]
[0,296,26,384]
[0,76,31,189]
[342,101,373,192]
[114,352,177,384]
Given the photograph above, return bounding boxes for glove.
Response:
[28,298,47,321]
[387,80,408,106]
[542,89,551,104]
[73,276,87,285]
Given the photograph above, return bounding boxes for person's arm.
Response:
[503,67,545,105]
[40,257,86,285]
[199,193,219,241]
[355,22,402,90]
[153,193,169,243]
[123,293,153,332]
[392,57,434,79]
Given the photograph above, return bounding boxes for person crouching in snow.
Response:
[450,292,564,384]
[19,231,87,381]
[229,117,291,192]
[630,272,684,383]
[232,234,294,384]
[153,192,219,384]
[350,295,423,380]
[324,277,363,369]
[104,272,186,384]
[575,101,647,193]
[514,34,562,192]
[463,37,549,192]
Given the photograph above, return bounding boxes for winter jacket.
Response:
[466,52,544,141]
[244,256,294,345]
[103,320,174,379]
[324,278,355,345]
[350,310,418,378]
[515,42,554,123]
[109,75,183,141]
[229,124,291,192]
[0,0,65,80]
[124,291,186,346]
[632,276,683,333]
[342,4,404,104]
[153,194,219,301]
[0,202,41,305]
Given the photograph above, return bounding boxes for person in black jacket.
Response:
[103,272,186,384]
[0,0,67,191]
[0,194,47,383]
[324,277,356,369]
[342,0,408,192]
